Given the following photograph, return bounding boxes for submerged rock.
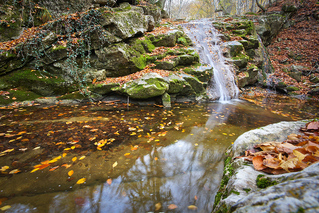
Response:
[213,120,319,212]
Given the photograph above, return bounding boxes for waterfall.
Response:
[181,19,239,101]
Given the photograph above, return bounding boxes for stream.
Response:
[0,98,318,212]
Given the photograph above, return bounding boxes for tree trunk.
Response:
[256,0,267,13]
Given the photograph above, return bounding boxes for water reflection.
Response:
[3,100,301,212]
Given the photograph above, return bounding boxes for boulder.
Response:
[165,74,195,95]
[255,14,286,46]
[221,41,244,58]
[116,73,169,99]
[213,120,319,213]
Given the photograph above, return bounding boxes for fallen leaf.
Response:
[68,170,74,176]
[155,202,161,211]
[168,204,177,210]
[0,205,11,211]
[113,161,118,168]
[252,155,267,170]
[49,166,59,171]
[9,169,20,174]
[188,205,197,210]
[72,157,77,162]
[76,178,86,184]
[79,156,86,160]
[107,178,112,185]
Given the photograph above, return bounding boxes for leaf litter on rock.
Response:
[241,121,319,174]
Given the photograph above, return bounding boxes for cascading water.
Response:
[181,19,239,101]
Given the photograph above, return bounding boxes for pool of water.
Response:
[0,98,317,212]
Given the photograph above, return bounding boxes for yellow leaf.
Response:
[68,170,74,176]
[0,166,9,172]
[113,161,118,168]
[76,178,86,184]
[155,203,161,211]
[154,157,158,161]
[188,205,197,210]
[64,148,71,151]
[293,150,306,162]
[280,158,298,172]
[222,133,227,135]
[62,153,67,157]
[124,153,130,156]
[79,156,86,160]
[0,205,11,211]
[72,157,77,162]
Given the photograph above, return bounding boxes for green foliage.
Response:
[256,174,277,188]
[0,89,41,105]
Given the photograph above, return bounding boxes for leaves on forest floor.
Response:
[240,121,319,174]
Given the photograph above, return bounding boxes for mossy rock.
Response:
[231,54,249,69]
[183,66,213,83]
[0,89,42,106]
[117,73,169,99]
[0,69,75,96]
[154,60,178,70]
[165,74,195,95]
[0,51,26,75]
[89,83,120,95]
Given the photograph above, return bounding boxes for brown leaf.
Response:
[263,157,281,169]
[306,121,319,130]
[252,156,267,171]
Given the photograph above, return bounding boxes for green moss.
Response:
[57,91,86,100]
[256,174,277,188]
[50,45,67,52]
[243,188,251,193]
[177,37,189,46]
[230,190,240,195]
[0,89,41,105]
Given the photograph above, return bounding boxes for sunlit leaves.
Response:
[0,205,11,211]
[106,179,112,185]
[112,161,118,168]
[168,204,177,210]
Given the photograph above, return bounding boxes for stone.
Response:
[89,83,120,95]
[180,73,204,94]
[117,73,169,99]
[221,41,244,57]
[165,74,195,95]
[139,4,162,25]
[213,120,319,213]
[154,60,178,70]
[255,14,286,46]
[94,0,116,7]
[162,92,171,108]
[183,66,213,83]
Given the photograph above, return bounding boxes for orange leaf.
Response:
[252,156,267,170]
[61,164,71,169]
[49,166,59,171]
[34,164,50,170]
[107,178,112,185]
[72,157,77,162]
[168,204,177,210]
[68,170,74,176]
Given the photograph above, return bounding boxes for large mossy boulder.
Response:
[116,73,169,99]
[221,41,244,58]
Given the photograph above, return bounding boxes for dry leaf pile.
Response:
[241,121,319,174]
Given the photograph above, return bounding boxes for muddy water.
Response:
[0,99,317,212]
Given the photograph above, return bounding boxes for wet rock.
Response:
[162,92,171,108]
[165,74,195,95]
[213,120,319,213]
[237,65,259,88]
[183,66,213,83]
[139,4,162,25]
[221,41,244,57]
[89,83,120,95]
[116,73,169,99]
[154,60,178,70]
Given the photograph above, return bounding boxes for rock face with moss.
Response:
[213,17,265,88]
[213,120,319,212]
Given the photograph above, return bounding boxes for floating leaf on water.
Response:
[33,146,40,150]
[62,153,67,158]
[168,204,177,210]
[68,170,74,176]
[9,169,20,174]
[155,203,161,211]
[30,168,39,173]
[113,161,118,168]
[107,178,112,185]
[64,148,71,151]
[49,166,59,171]
[0,166,9,172]
[188,205,197,210]
[76,178,86,184]
[72,157,77,162]
[79,156,86,160]
[61,164,71,169]
[124,153,130,156]
[0,205,11,211]
[154,157,158,161]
